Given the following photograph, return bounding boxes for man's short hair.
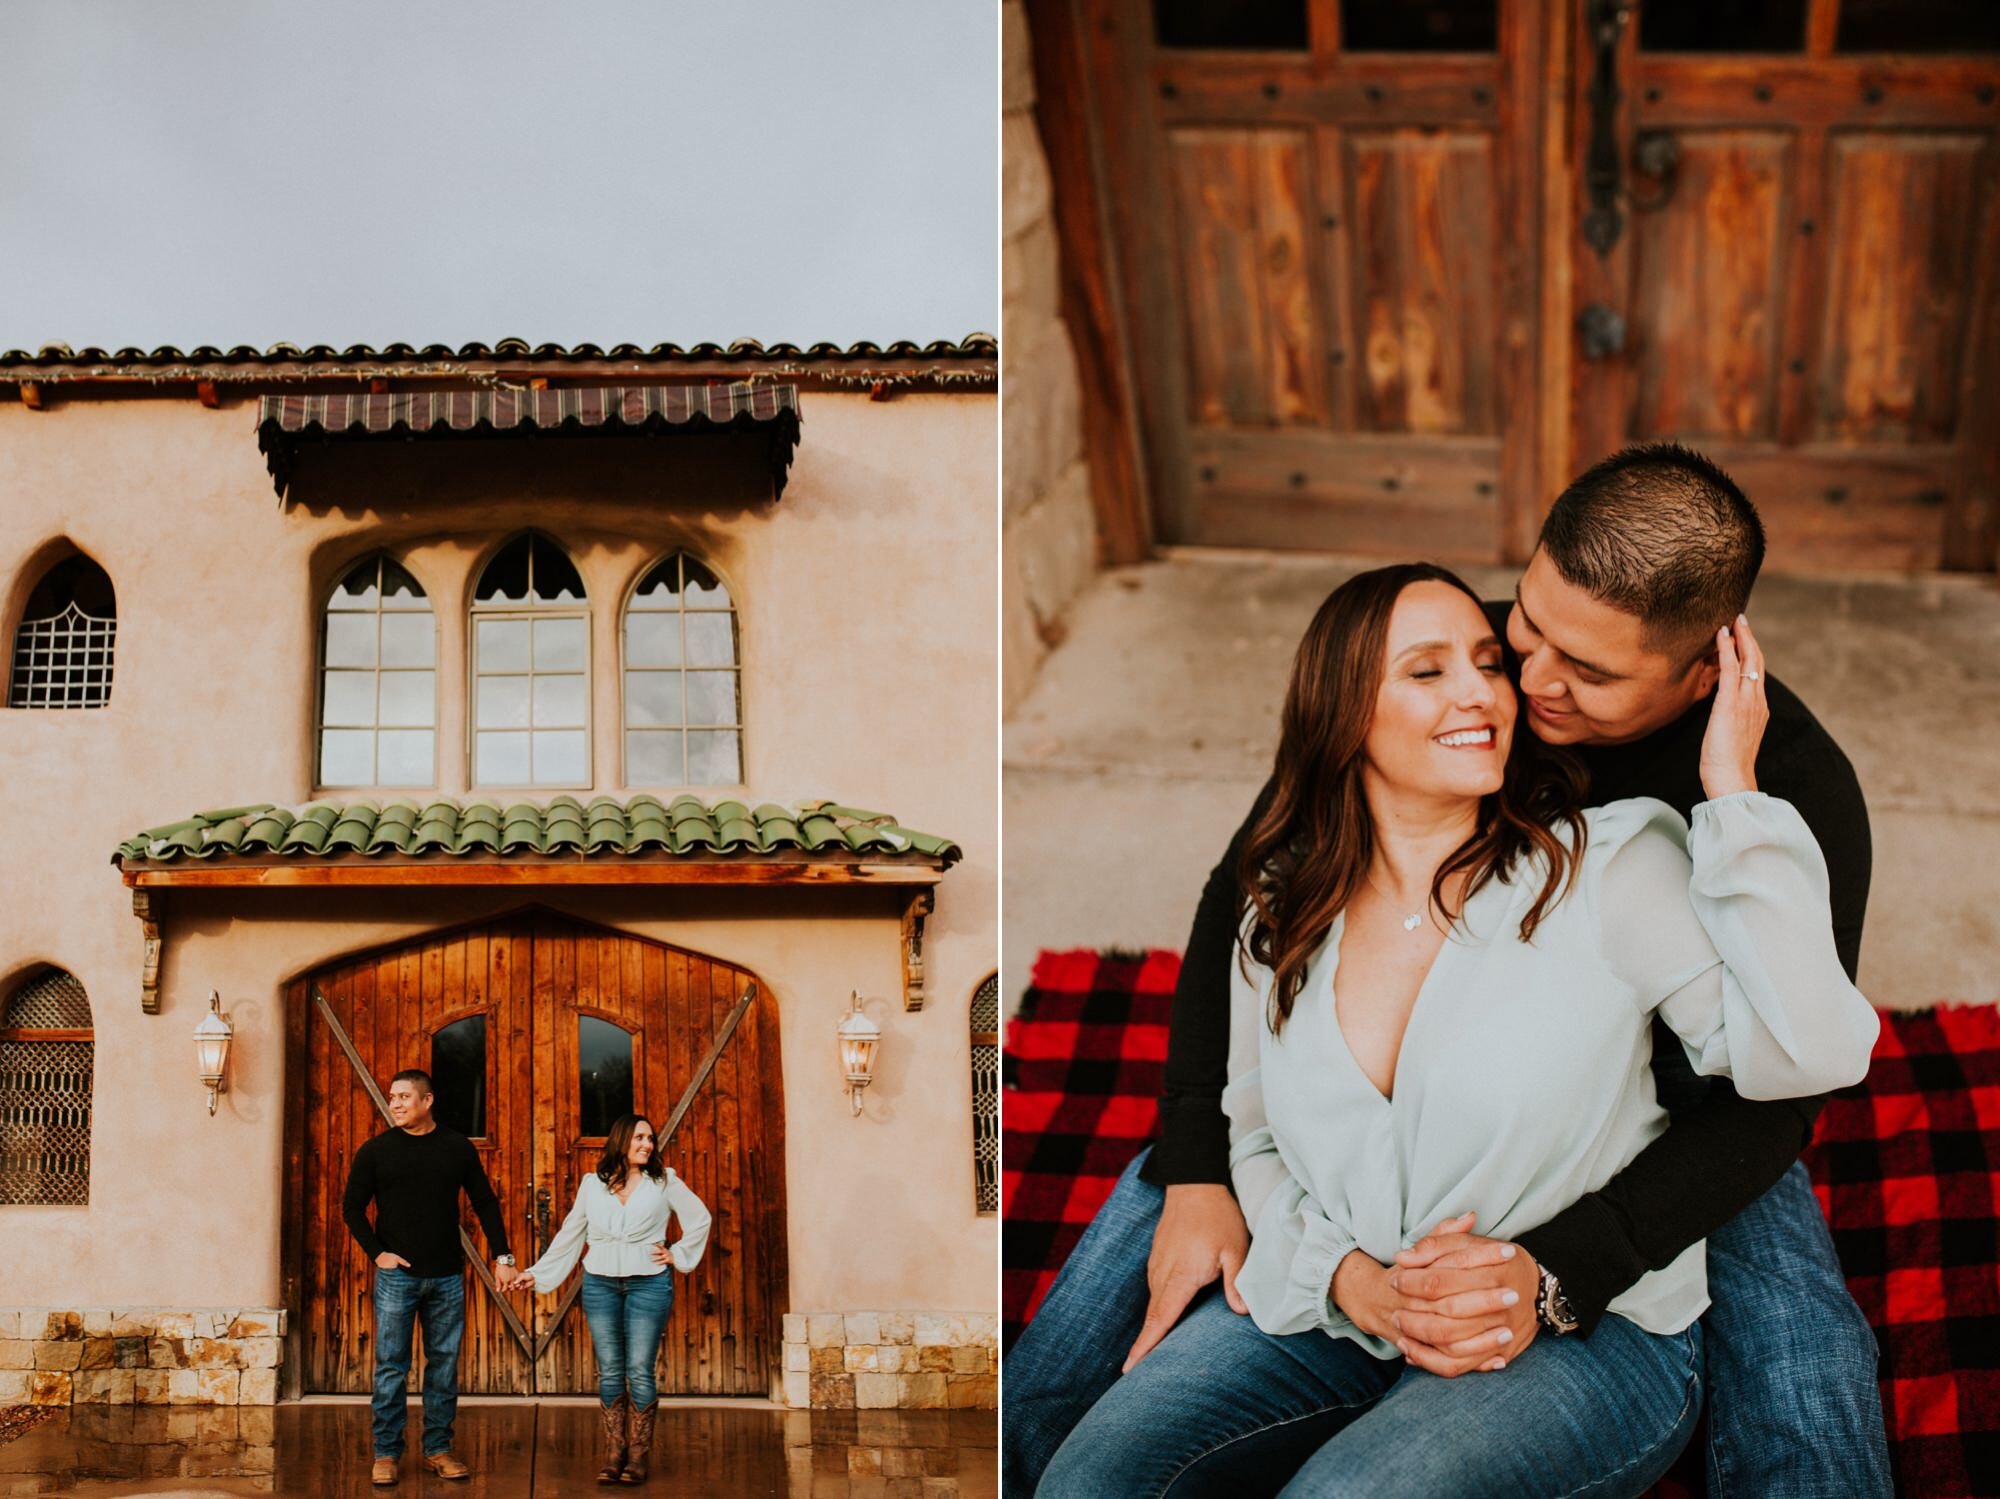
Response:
[388,1068,433,1096]
[1538,442,1765,663]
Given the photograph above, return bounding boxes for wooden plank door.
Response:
[293,912,787,1398]
[1080,0,1546,557]
[294,918,537,1395]
[524,915,785,1398]
[1565,0,2000,570]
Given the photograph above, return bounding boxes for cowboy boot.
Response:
[619,1400,657,1484]
[596,1394,628,1484]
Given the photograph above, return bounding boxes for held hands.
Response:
[1378,1212,1541,1377]
[492,1260,520,1291]
[1122,1184,1250,1373]
[1698,615,1770,801]
[374,1251,410,1270]
[512,1271,536,1293]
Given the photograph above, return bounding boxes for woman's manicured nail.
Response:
[1388,1275,1401,1293]
[1500,1290,1519,1307]
[1391,1312,1402,1330]
[1497,1329,1513,1344]
[1499,1246,1515,1259]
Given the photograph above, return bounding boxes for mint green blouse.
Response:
[1224,793,1879,1356]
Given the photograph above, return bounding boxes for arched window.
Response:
[0,968,94,1205]
[471,535,589,788]
[623,553,742,787]
[9,555,116,710]
[971,974,999,1215]
[319,555,437,787]
[578,1016,634,1138]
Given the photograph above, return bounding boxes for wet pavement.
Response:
[0,1400,996,1497]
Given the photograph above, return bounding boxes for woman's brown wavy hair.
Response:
[1239,563,1588,1034]
[596,1113,666,1191]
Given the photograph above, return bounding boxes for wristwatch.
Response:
[1535,1264,1579,1335]
[495,1254,516,1266]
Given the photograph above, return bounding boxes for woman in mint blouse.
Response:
[518,1113,710,1485]
[1038,564,1878,1499]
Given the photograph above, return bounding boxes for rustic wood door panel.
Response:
[291,913,785,1397]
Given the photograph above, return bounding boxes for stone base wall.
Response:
[781,1312,997,1410]
[0,1308,285,1406]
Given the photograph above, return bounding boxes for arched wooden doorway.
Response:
[283,910,787,1397]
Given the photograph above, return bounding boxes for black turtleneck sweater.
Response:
[343,1124,512,1278]
[1141,598,1871,1335]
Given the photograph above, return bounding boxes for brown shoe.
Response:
[371,1456,398,1486]
[422,1452,472,1480]
[619,1401,657,1484]
[597,1394,629,1484]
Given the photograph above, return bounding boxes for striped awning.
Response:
[255,382,800,499]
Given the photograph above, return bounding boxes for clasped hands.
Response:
[1123,1190,1540,1379]
[489,1241,675,1295]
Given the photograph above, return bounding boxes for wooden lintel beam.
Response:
[20,382,43,409]
[120,860,943,890]
[196,380,220,408]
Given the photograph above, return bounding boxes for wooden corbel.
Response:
[901,888,934,1012]
[133,888,163,1013]
[196,380,220,409]
[20,383,44,410]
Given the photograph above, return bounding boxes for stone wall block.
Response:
[168,1368,200,1404]
[110,1313,152,1338]
[1003,321,1085,522]
[806,1313,845,1348]
[809,1346,844,1375]
[0,1370,28,1401]
[239,1369,278,1406]
[82,1310,114,1337]
[1003,0,1036,114]
[196,1368,240,1404]
[842,1312,879,1347]
[842,1345,881,1373]
[237,1338,281,1369]
[913,1313,957,1347]
[43,1312,83,1341]
[0,1311,20,1340]
[35,1340,84,1371]
[226,1313,279,1339]
[76,1369,136,1404]
[134,1368,171,1405]
[186,1338,237,1368]
[1005,215,1063,326]
[853,1371,901,1409]
[782,1368,809,1409]
[0,1340,31,1369]
[28,1371,72,1406]
[946,1373,998,1409]
[782,1313,806,1345]
[918,1345,953,1372]
[898,1372,947,1410]
[948,1345,990,1374]
[114,1337,147,1368]
[153,1313,196,1340]
[808,1372,855,1409]
[877,1312,914,1345]
[1003,113,1055,241]
[784,1344,809,1372]
[148,1337,188,1369]
[80,1339,116,1370]
[968,1313,998,1347]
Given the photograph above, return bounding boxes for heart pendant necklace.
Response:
[1367,872,1426,933]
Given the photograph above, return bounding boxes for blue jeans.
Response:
[1004,1151,1892,1499]
[580,1269,675,1408]
[370,1266,465,1460]
[1040,1291,1702,1498]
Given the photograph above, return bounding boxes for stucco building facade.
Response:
[0,339,999,1411]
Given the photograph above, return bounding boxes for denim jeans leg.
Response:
[1701,1160,1892,1498]
[1003,1149,1169,1498]
[1038,1291,1398,1499]
[370,1268,418,1460]
[1280,1316,1702,1499]
[416,1274,467,1459]
[621,1273,675,1408]
[581,1271,632,1407]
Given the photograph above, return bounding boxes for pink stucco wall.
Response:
[0,387,997,1317]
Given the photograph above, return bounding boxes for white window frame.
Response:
[314,554,439,791]
[468,535,593,792]
[619,552,746,791]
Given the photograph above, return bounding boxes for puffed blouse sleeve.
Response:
[662,1170,712,1273]
[1222,937,1363,1341]
[1590,794,1879,1100]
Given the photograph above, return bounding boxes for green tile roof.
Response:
[113,797,959,866]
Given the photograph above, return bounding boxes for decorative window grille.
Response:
[319,555,437,787]
[471,535,590,787]
[0,968,93,1205]
[8,556,116,710]
[972,974,999,1214]
[623,553,743,787]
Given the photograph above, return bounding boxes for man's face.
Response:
[387,1079,433,1129]
[1505,549,1720,747]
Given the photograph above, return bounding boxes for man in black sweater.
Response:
[343,1067,516,1487]
[1005,445,1892,1496]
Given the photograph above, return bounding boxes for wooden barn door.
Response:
[289,913,786,1397]
[1565,0,2000,571]
[1080,0,1546,557]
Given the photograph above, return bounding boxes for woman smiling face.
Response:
[627,1119,656,1170]
[1362,580,1516,802]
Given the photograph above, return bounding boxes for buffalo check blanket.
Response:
[1002,949,2000,1499]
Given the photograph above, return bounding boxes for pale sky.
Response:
[0,1,998,352]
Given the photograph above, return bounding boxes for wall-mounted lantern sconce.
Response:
[194,990,234,1115]
[836,992,881,1116]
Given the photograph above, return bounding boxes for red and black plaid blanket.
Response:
[1003,949,2000,1499]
